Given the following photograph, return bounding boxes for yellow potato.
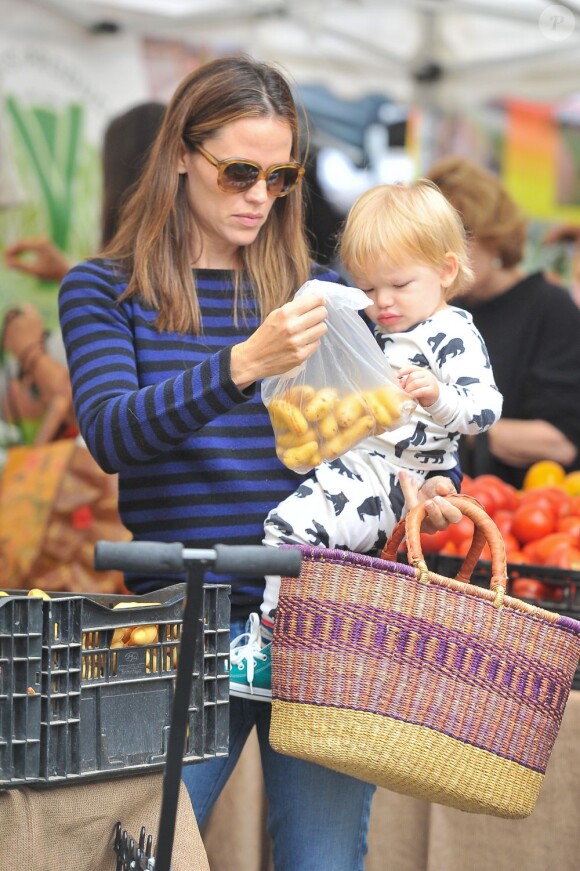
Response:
[335,393,368,428]
[28,588,51,600]
[269,399,309,435]
[111,626,132,645]
[276,427,319,449]
[317,412,339,440]
[127,625,158,646]
[303,388,339,422]
[309,449,323,467]
[112,601,159,609]
[284,384,316,406]
[280,440,320,469]
[323,414,375,461]
[362,390,394,429]
[370,384,406,422]
[0,591,8,597]
[145,650,159,673]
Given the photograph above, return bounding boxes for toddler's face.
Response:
[352,256,456,333]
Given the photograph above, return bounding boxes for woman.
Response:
[428,156,580,489]
[59,55,459,869]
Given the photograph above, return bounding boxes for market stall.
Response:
[204,689,580,871]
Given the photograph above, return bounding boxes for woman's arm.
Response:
[59,261,328,473]
[488,418,577,468]
[4,237,71,283]
[2,305,76,444]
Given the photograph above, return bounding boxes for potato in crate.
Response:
[37,582,230,784]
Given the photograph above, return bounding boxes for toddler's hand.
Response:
[397,365,439,408]
[399,470,462,533]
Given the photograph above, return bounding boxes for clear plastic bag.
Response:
[261,280,416,473]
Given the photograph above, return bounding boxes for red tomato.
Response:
[511,577,564,602]
[472,475,518,512]
[519,487,570,519]
[446,515,475,546]
[556,515,580,545]
[501,483,520,511]
[501,532,520,554]
[465,485,497,516]
[548,543,580,570]
[454,538,472,557]
[419,529,451,553]
[493,509,514,537]
[569,496,580,517]
[455,537,490,560]
[479,542,492,561]
[517,491,557,518]
[511,504,556,544]
[522,539,545,564]
[440,540,458,555]
[528,532,575,565]
[506,551,530,565]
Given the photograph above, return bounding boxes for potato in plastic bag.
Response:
[261,280,416,473]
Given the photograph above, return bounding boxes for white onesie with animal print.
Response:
[261,305,503,620]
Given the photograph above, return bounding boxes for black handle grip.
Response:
[95,541,302,578]
[94,541,185,574]
[213,544,302,577]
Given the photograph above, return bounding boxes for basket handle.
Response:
[381,494,508,606]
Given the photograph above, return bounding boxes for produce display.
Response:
[417,461,580,603]
[269,382,411,472]
[0,589,169,668]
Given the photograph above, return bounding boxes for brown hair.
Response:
[101,101,166,247]
[339,180,473,299]
[101,55,310,333]
[426,156,527,268]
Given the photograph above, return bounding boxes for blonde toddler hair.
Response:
[339,180,474,299]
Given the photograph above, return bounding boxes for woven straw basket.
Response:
[269,495,580,818]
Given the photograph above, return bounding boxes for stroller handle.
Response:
[94,540,302,577]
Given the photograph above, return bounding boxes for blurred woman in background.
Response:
[428,156,580,489]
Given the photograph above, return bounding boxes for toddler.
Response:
[230,180,503,699]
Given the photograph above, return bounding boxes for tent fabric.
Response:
[28,0,580,106]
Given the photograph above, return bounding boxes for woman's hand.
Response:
[399,469,462,533]
[230,292,328,390]
[4,237,71,283]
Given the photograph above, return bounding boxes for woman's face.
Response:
[178,115,294,269]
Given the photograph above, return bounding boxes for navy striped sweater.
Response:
[58,258,339,609]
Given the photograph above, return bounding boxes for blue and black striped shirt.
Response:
[58,258,340,609]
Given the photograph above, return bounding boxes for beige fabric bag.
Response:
[0,773,209,871]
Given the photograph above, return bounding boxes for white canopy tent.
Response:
[28,0,580,108]
[5,0,580,214]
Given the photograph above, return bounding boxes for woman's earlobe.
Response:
[177,145,189,175]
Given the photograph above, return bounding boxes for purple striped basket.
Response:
[269,496,580,818]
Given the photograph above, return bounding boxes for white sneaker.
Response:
[229,613,272,701]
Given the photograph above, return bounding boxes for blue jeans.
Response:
[182,619,376,871]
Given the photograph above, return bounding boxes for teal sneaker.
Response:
[229,612,272,701]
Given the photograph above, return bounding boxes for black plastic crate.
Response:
[41,582,230,785]
[0,595,43,787]
[431,553,580,689]
[1,582,230,788]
